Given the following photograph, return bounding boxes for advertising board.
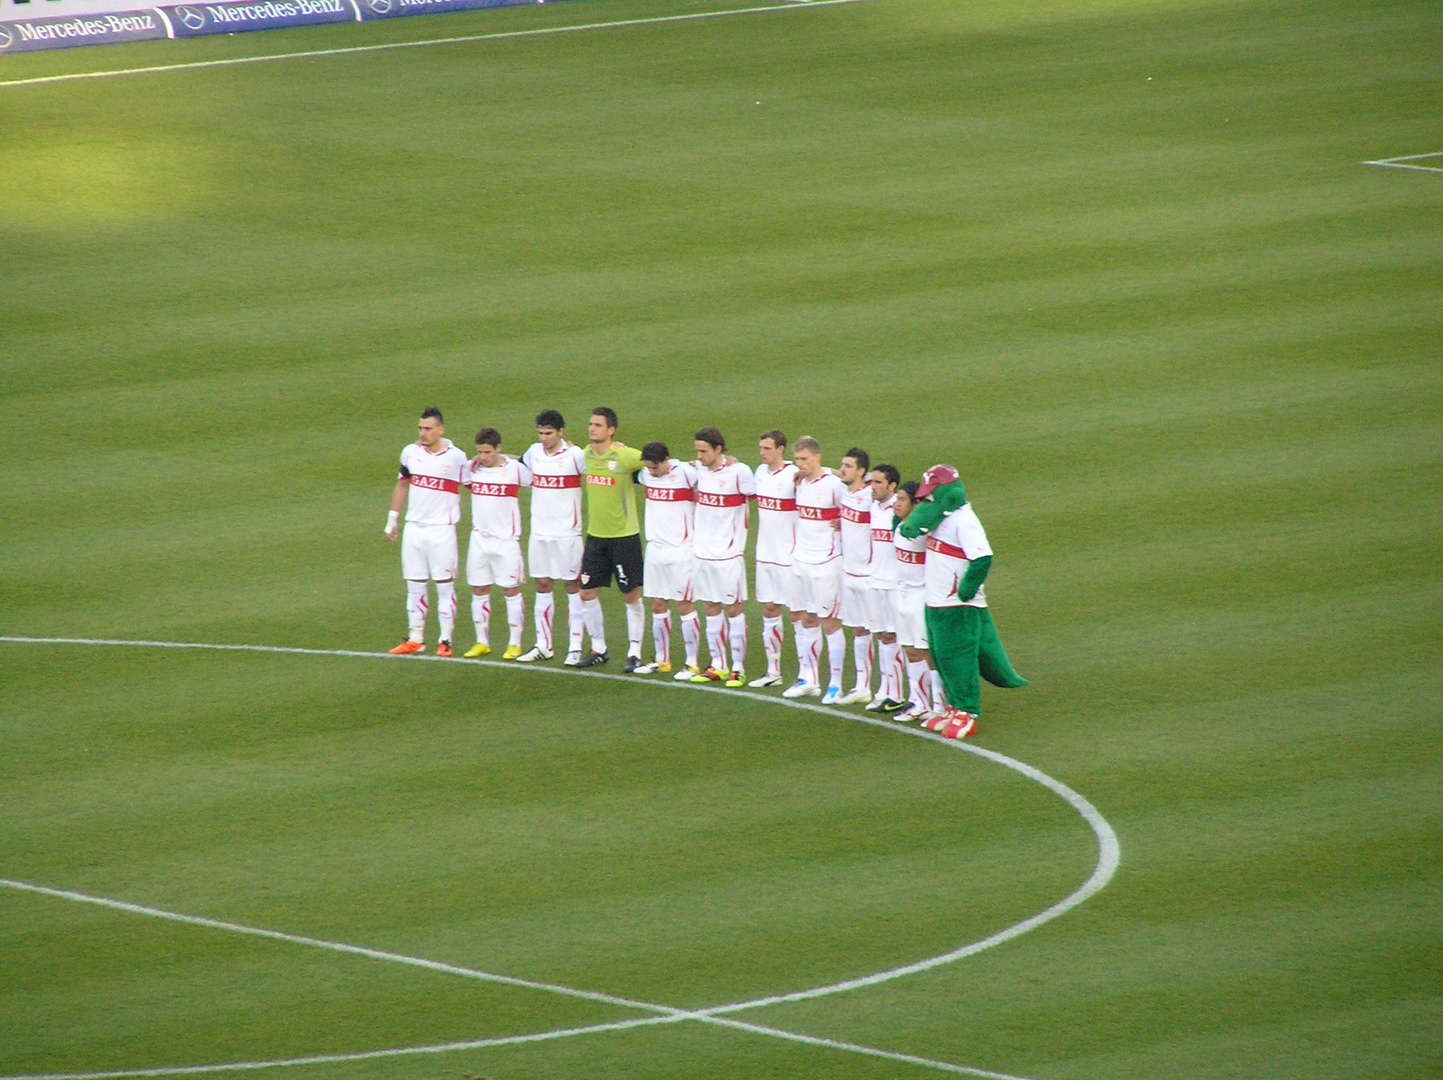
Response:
[0,0,548,52]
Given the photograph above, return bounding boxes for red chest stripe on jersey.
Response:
[646,486,694,502]
[468,483,519,498]
[585,474,616,487]
[840,505,870,523]
[872,528,894,543]
[410,475,459,494]
[896,548,925,565]
[797,505,840,521]
[532,474,581,490]
[696,491,748,508]
[756,496,797,512]
[926,536,970,561]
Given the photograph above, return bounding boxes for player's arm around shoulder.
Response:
[619,444,645,474]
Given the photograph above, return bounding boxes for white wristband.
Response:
[385,510,399,533]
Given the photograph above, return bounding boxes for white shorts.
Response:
[842,575,872,628]
[693,556,747,606]
[754,561,793,606]
[867,586,898,635]
[466,533,525,589]
[896,587,929,649]
[401,523,458,582]
[528,534,583,582]
[644,543,695,602]
[792,558,842,620]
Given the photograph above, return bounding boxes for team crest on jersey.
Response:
[608,460,618,470]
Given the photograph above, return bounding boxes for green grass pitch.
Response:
[1,0,1439,1077]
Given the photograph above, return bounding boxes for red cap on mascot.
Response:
[916,464,959,501]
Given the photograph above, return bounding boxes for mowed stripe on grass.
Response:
[0,0,1439,1076]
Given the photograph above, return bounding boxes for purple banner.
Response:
[0,0,550,51]
[356,0,533,21]
[0,9,167,52]
[161,0,356,36]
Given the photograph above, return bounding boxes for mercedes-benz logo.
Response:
[368,0,393,13]
[175,6,207,30]
[0,24,15,50]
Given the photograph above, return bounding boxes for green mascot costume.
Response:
[896,464,1026,738]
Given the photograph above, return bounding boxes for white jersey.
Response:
[754,461,798,567]
[840,485,873,577]
[924,503,994,608]
[639,460,698,549]
[793,472,846,564]
[462,457,532,540]
[867,496,899,588]
[894,525,927,590]
[693,460,756,561]
[519,440,586,539]
[399,440,468,526]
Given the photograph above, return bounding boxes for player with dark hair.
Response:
[751,428,801,688]
[384,407,468,656]
[689,426,756,687]
[577,407,647,669]
[863,463,907,711]
[517,410,587,664]
[890,480,945,722]
[633,440,703,676]
[461,427,531,660]
[837,447,876,704]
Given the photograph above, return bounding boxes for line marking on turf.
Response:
[1363,151,1443,174]
[0,635,1118,1080]
[0,1016,685,1080]
[0,0,870,90]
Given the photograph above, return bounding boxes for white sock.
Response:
[681,611,701,668]
[534,591,555,653]
[582,597,606,653]
[929,668,947,709]
[567,592,585,653]
[705,613,727,672]
[794,617,809,672]
[473,591,492,646]
[652,612,672,666]
[505,593,524,648]
[728,614,747,676]
[878,640,899,700]
[762,615,783,677]
[802,623,825,684]
[907,659,930,710]
[435,580,456,643]
[825,629,846,689]
[406,580,427,642]
[625,598,644,658]
[534,591,555,654]
[852,631,873,694]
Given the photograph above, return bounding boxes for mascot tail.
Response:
[978,609,1028,688]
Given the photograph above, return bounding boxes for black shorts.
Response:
[580,533,644,592]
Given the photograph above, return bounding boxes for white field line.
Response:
[0,0,870,89]
[0,1016,683,1080]
[0,633,1119,1080]
[0,877,678,1017]
[700,1016,1041,1080]
[1363,151,1443,174]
